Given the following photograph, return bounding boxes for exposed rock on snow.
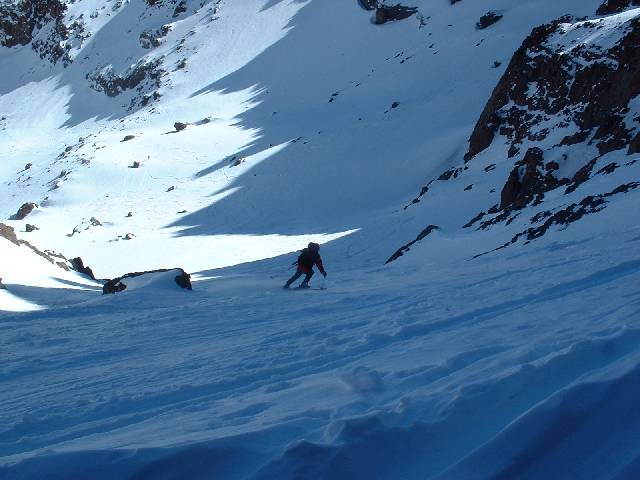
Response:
[480,181,640,256]
[499,147,566,210]
[139,25,172,49]
[442,10,640,247]
[597,0,640,15]
[172,0,188,18]
[386,225,439,263]
[0,0,69,63]
[25,224,38,232]
[0,222,20,245]
[0,222,74,270]
[477,11,503,30]
[68,217,102,237]
[465,13,640,161]
[174,121,188,131]
[70,257,96,280]
[375,4,418,25]
[87,59,165,107]
[103,268,192,294]
[358,0,378,10]
[12,202,37,220]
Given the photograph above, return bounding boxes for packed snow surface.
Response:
[1,0,640,478]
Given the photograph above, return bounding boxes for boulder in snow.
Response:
[174,121,189,132]
[374,5,418,25]
[12,202,38,220]
[476,11,503,30]
[103,268,192,294]
[70,257,96,280]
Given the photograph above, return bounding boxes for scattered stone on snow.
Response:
[68,217,102,236]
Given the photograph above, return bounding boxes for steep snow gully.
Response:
[2,0,640,479]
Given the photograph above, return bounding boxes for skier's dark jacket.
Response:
[297,248,325,274]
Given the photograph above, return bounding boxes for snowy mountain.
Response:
[2,0,640,478]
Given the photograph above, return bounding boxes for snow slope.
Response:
[2,199,640,479]
[2,0,640,478]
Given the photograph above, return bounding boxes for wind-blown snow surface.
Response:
[3,213,640,479]
[2,0,640,478]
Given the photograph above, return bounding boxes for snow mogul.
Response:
[283,242,327,289]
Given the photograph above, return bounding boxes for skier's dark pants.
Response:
[285,268,313,287]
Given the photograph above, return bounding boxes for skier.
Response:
[283,242,327,289]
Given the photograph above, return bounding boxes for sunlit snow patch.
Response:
[0,289,43,312]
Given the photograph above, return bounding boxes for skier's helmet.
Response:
[308,242,320,251]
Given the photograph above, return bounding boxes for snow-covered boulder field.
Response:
[1,0,640,478]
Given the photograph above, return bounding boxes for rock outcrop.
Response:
[386,225,439,263]
[0,0,70,63]
[103,268,192,294]
[1,222,71,270]
[465,14,640,161]
[375,4,418,25]
[476,11,503,30]
[400,10,640,260]
[12,202,38,220]
[69,257,96,280]
[596,0,640,15]
[87,59,165,108]
[499,147,565,211]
